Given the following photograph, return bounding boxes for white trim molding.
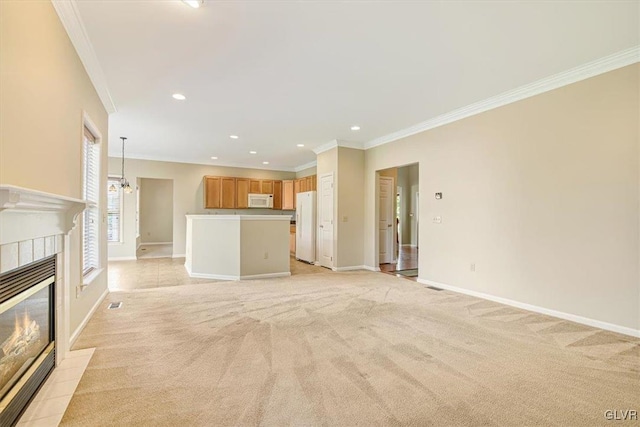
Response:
[366,46,640,150]
[417,278,640,339]
[332,265,368,272]
[184,264,290,281]
[294,160,318,173]
[51,0,116,114]
[313,139,365,155]
[361,265,381,272]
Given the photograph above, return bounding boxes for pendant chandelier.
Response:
[109,137,133,194]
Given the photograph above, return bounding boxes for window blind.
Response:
[107,178,122,242]
[82,127,100,276]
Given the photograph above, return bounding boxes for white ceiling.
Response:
[74,0,639,171]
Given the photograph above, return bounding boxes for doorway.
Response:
[137,178,174,259]
[377,163,419,279]
[317,173,334,269]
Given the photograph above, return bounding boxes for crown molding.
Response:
[312,139,364,155]
[111,152,309,173]
[294,161,317,172]
[365,46,640,150]
[51,0,116,114]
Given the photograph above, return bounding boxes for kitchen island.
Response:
[185,215,292,280]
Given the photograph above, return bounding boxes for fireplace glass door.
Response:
[0,284,52,400]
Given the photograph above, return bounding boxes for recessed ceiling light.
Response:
[262,161,269,165]
[297,144,305,147]
[172,93,186,100]
[249,151,257,154]
[230,135,239,139]
[182,0,204,8]
[210,156,218,160]
[350,125,360,131]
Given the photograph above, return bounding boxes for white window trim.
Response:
[81,111,103,281]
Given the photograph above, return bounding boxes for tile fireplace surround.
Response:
[0,185,88,424]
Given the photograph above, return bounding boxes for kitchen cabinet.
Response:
[273,181,283,210]
[236,178,250,209]
[261,180,274,195]
[305,175,316,191]
[220,177,236,209]
[204,174,317,210]
[249,179,261,194]
[203,176,221,209]
[282,180,294,210]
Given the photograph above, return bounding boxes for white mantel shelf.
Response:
[0,185,88,244]
[0,185,87,213]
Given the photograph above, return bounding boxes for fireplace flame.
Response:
[2,308,40,358]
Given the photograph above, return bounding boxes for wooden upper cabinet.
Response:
[249,179,261,194]
[273,181,283,210]
[236,178,250,209]
[305,175,317,191]
[261,180,274,195]
[203,176,221,209]
[220,177,236,209]
[282,180,294,210]
[294,179,301,195]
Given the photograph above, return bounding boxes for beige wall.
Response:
[108,158,297,259]
[140,178,173,243]
[364,64,639,331]
[337,148,365,268]
[0,1,109,334]
[296,166,317,178]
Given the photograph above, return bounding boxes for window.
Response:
[82,126,100,276]
[107,178,122,242]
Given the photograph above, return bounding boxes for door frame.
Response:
[378,175,395,265]
[317,172,334,269]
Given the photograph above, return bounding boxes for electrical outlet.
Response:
[470,263,476,272]
[342,216,348,222]
[433,216,442,224]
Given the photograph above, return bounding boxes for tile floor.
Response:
[16,348,95,426]
[136,243,173,259]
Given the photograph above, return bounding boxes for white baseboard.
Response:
[417,278,640,338]
[172,253,186,258]
[108,256,137,261]
[69,287,109,347]
[184,263,290,281]
[332,265,368,272]
[240,272,291,280]
[361,265,381,272]
[140,241,173,246]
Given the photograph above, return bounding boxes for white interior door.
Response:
[379,176,394,264]
[318,174,334,268]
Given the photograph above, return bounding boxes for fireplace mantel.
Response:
[0,185,88,245]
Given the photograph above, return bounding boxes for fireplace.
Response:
[0,256,55,426]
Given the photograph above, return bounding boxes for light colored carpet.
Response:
[63,259,639,426]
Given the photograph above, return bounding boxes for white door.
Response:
[379,176,394,264]
[318,174,334,268]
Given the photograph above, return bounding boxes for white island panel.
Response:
[185,215,291,280]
